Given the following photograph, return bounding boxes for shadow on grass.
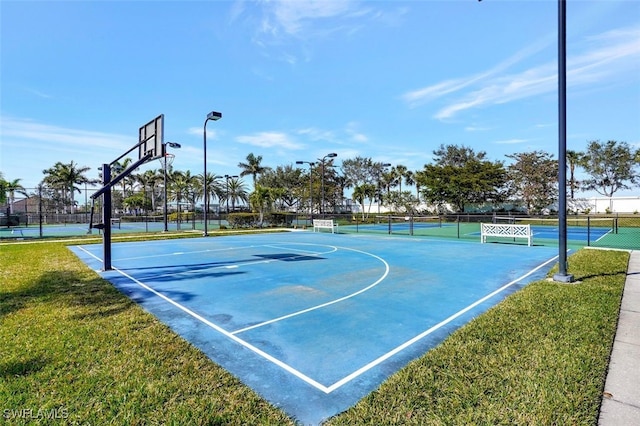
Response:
[0,356,49,378]
[0,269,135,321]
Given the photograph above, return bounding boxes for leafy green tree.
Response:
[387,190,420,214]
[257,165,305,211]
[581,140,640,197]
[506,151,558,214]
[433,144,487,166]
[123,192,151,213]
[417,145,507,213]
[341,156,376,188]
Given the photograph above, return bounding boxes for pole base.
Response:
[553,273,575,283]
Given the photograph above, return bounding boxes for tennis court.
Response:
[70,231,558,424]
[342,215,617,246]
[0,220,212,239]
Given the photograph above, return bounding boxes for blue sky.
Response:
[1,0,639,197]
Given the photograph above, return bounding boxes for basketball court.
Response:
[69,231,560,424]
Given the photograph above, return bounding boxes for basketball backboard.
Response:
[138,114,164,161]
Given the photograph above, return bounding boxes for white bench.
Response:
[313,219,338,233]
[481,223,532,246]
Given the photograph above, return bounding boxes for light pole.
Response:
[478,0,572,281]
[295,161,315,216]
[163,142,181,232]
[203,110,222,236]
[554,0,573,282]
[319,153,337,215]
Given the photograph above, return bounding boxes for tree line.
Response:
[1,139,638,217]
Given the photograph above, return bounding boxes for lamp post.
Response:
[319,153,337,215]
[296,161,316,216]
[203,110,222,236]
[163,142,181,232]
[553,0,573,282]
[478,0,572,281]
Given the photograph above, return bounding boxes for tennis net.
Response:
[493,216,616,232]
[374,215,442,235]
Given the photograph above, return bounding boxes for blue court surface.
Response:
[69,232,560,424]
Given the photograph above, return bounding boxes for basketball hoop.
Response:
[159,153,175,168]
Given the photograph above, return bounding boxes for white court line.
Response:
[74,245,333,393]
[74,244,562,394]
[231,245,389,334]
[323,253,561,392]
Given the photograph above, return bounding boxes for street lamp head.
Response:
[295,161,304,165]
[327,153,337,158]
[382,163,391,167]
[207,111,222,121]
[166,142,181,149]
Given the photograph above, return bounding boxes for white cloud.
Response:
[402,34,554,108]
[237,0,389,64]
[345,121,368,143]
[403,24,640,121]
[0,116,133,150]
[494,138,530,145]
[188,126,220,139]
[266,0,358,36]
[235,131,303,149]
[297,127,336,141]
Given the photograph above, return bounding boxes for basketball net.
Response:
[159,153,175,168]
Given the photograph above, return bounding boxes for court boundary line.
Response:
[230,244,390,334]
[74,243,563,394]
[75,245,333,393]
[324,252,561,392]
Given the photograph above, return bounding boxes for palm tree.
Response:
[238,153,271,189]
[3,178,26,214]
[42,161,94,213]
[0,172,7,205]
[113,157,134,200]
[566,150,584,199]
[352,183,376,220]
[226,177,249,212]
[379,170,395,207]
[135,170,158,214]
[199,172,224,214]
[392,165,408,194]
[404,170,416,200]
[249,185,274,227]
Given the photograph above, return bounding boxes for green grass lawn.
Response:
[0,239,628,425]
